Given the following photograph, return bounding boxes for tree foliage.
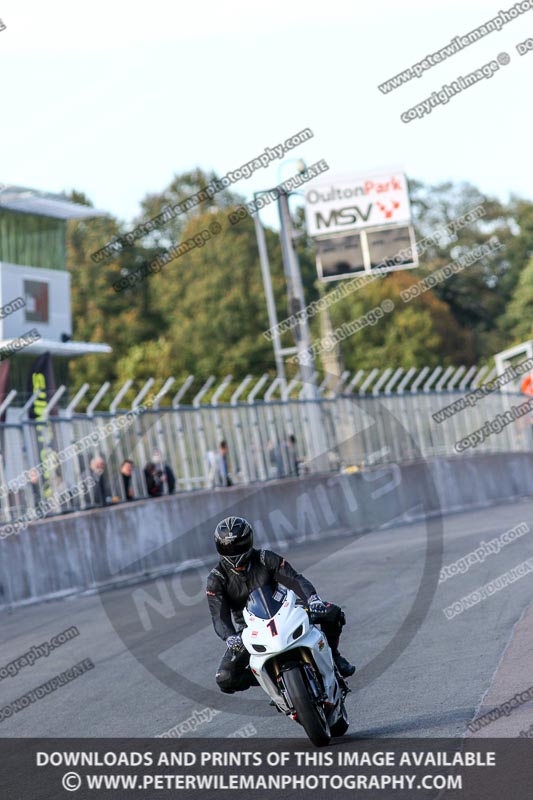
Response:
[64,174,533,398]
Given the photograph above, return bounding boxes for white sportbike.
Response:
[241,583,350,746]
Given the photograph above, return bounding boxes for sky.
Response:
[2,0,533,229]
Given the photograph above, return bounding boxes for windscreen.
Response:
[246,584,287,620]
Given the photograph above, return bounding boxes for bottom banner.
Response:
[0,738,531,799]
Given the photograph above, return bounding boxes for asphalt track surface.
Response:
[1,498,533,740]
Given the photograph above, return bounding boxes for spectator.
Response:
[152,449,176,494]
[267,435,301,478]
[120,459,135,501]
[89,455,110,507]
[144,461,164,497]
[267,439,283,478]
[51,470,70,513]
[206,449,217,488]
[28,466,41,506]
[216,440,232,487]
[285,434,300,476]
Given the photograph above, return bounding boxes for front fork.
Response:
[273,650,327,715]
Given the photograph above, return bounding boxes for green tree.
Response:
[62,175,533,400]
[139,209,287,380]
[408,179,514,360]
[65,192,162,396]
[325,268,475,371]
[501,253,533,343]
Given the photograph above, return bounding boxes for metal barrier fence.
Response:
[1,377,531,528]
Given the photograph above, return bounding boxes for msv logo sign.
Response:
[305,172,411,237]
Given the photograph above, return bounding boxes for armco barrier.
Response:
[0,452,532,609]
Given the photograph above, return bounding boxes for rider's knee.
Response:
[324,602,344,624]
[216,669,235,693]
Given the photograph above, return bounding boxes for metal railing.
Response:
[1,366,531,527]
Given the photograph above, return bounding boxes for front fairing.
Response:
[242,590,309,655]
[242,587,344,726]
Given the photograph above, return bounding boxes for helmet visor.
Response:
[217,536,252,557]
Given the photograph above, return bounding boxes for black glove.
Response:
[307,593,329,617]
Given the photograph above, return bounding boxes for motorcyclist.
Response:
[206,516,355,694]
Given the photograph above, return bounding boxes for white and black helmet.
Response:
[214,516,253,571]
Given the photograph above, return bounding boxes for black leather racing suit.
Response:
[206,547,346,693]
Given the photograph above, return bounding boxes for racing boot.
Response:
[333,651,356,678]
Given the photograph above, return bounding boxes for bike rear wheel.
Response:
[282,666,330,747]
